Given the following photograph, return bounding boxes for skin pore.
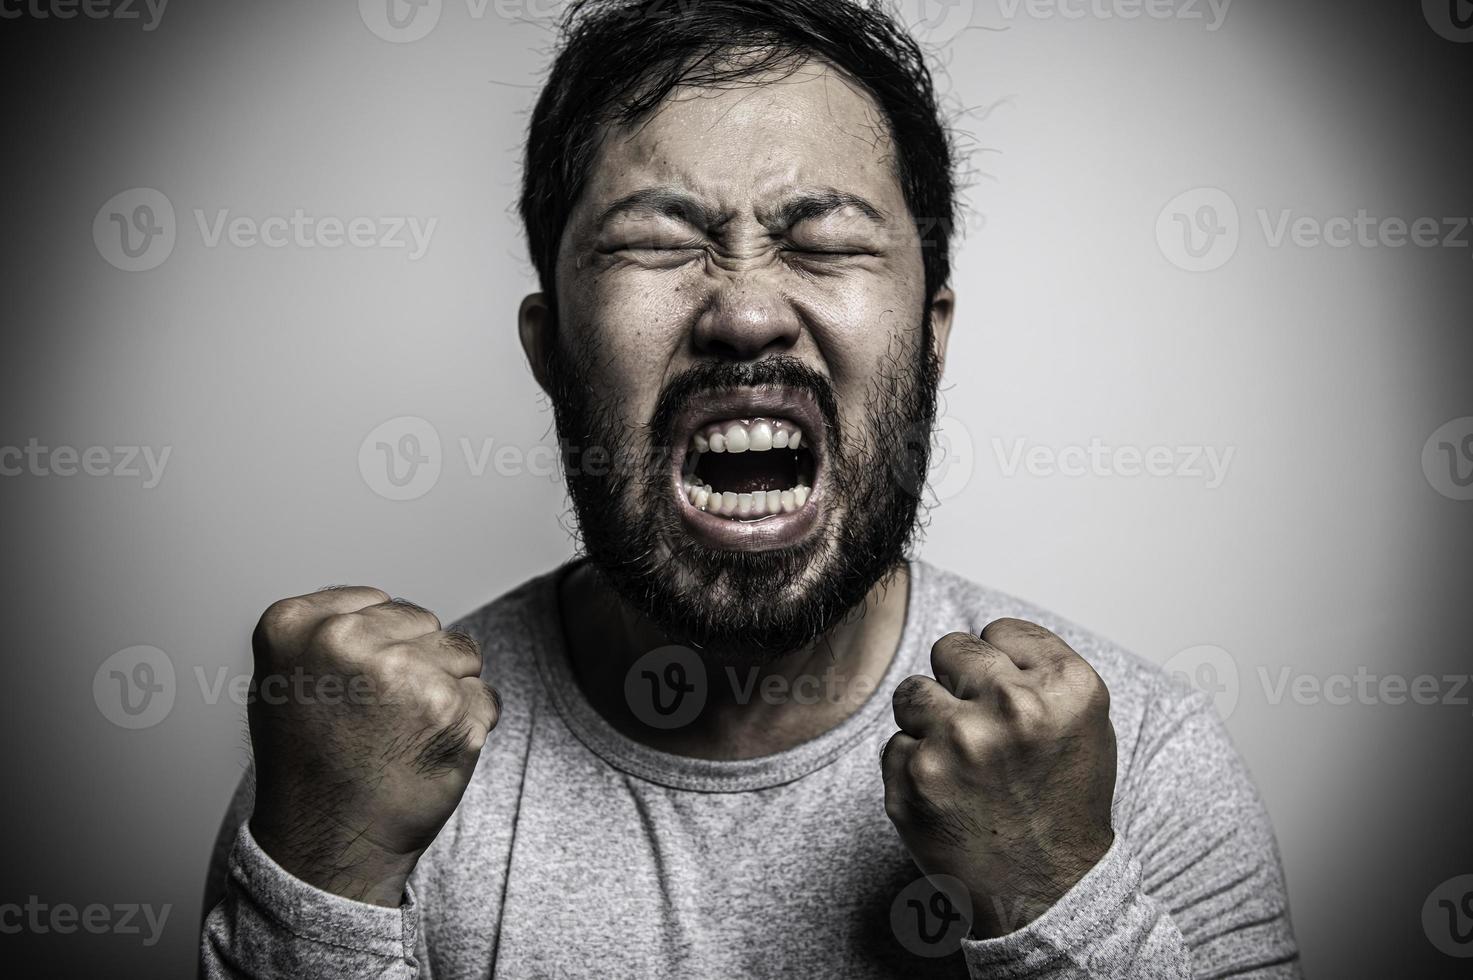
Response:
[518,56,954,760]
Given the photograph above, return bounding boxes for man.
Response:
[201,1,1300,976]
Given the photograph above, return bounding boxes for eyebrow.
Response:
[595,188,720,233]
[594,186,887,234]
[760,189,886,230]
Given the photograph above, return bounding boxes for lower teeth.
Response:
[683,481,810,518]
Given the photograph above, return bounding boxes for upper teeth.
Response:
[691,417,804,455]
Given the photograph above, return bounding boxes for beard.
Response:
[543,311,941,664]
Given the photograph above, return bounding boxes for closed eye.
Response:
[782,246,875,259]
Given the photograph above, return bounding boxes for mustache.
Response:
[647,356,841,454]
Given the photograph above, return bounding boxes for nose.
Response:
[691,272,802,361]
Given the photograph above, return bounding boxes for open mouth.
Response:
[679,417,817,520]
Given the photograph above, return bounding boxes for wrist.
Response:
[967,831,1115,939]
[249,812,423,907]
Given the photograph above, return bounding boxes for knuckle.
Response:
[997,684,1050,735]
[387,597,440,630]
[981,617,1051,645]
[482,683,503,728]
[1081,669,1111,714]
[904,748,945,787]
[943,713,989,762]
[376,644,411,679]
[935,630,977,650]
[310,612,363,654]
[892,675,930,709]
[444,628,482,662]
[418,679,462,723]
[255,598,304,649]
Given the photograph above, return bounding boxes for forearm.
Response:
[961,686,1300,979]
[200,823,425,980]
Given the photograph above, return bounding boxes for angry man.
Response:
[200,1,1300,976]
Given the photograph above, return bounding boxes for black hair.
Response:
[518,0,957,310]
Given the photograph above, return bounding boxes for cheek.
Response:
[801,271,926,420]
[561,269,700,422]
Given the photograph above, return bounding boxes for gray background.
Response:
[2,0,1470,976]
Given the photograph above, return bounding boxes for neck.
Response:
[558,560,911,760]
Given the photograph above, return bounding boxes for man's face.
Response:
[526,57,953,660]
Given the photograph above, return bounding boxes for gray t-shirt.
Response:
[200,561,1300,978]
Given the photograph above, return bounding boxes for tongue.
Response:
[698,450,797,494]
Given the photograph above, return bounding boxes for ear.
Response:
[518,292,556,395]
[928,287,955,376]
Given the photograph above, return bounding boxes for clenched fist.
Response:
[247,587,500,906]
[882,619,1116,938]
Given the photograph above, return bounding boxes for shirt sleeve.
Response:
[198,771,428,979]
[960,684,1301,979]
